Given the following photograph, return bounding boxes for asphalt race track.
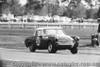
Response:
[0,47,100,66]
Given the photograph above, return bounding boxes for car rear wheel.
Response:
[48,43,57,53]
[29,43,36,52]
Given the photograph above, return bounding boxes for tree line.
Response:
[0,0,100,19]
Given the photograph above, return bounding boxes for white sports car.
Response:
[25,27,80,54]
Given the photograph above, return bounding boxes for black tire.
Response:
[70,47,78,54]
[74,41,79,48]
[48,43,57,53]
[25,39,29,47]
[96,41,99,46]
[29,43,36,52]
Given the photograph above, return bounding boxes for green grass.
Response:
[0,35,27,49]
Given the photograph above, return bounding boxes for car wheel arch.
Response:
[47,39,56,46]
[47,40,52,46]
[47,41,57,53]
[25,39,35,47]
[25,39,30,47]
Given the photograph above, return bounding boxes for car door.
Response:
[36,30,48,48]
[40,29,48,48]
[36,30,42,47]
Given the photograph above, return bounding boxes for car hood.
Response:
[47,34,75,45]
[56,34,73,41]
[47,34,73,41]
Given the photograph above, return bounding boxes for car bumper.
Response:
[56,45,72,50]
[55,43,73,50]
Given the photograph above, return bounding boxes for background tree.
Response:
[97,7,100,18]
[65,2,86,18]
[74,3,86,18]
[25,0,44,15]
[1,0,10,14]
[11,0,25,16]
[84,0,91,4]
[62,7,73,17]
[86,8,98,19]
[57,6,66,16]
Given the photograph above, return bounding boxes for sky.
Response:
[18,0,28,6]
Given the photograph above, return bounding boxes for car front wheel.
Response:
[48,43,57,53]
[70,47,78,54]
[29,43,36,52]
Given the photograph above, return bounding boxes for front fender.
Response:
[25,39,30,47]
[47,37,57,45]
[24,36,36,47]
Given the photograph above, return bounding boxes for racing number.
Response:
[36,37,41,46]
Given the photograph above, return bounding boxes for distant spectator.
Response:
[78,18,83,23]
[97,18,100,47]
[81,18,83,23]
[98,18,100,32]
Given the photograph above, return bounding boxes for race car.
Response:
[24,27,80,54]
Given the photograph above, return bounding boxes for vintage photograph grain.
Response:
[0,0,100,67]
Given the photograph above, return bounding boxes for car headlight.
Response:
[76,36,80,41]
[73,36,80,41]
[71,36,80,41]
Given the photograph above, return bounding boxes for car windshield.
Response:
[44,29,65,35]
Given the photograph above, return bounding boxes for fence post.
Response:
[47,23,48,27]
[93,25,95,30]
[79,23,81,30]
[22,22,25,28]
[8,22,11,28]
[71,25,73,29]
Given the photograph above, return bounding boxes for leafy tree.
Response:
[0,0,3,16]
[62,7,73,17]
[47,4,59,16]
[98,0,100,2]
[10,0,25,16]
[1,0,10,14]
[65,3,86,18]
[86,8,98,19]
[97,7,100,18]
[73,0,81,4]
[84,0,91,4]
[25,0,44,15]
[75,3,86,18]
